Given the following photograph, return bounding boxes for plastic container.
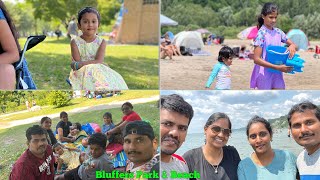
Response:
[266,46,289,73]
[286,54,305,73]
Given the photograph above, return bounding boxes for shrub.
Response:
[47,91,71,107]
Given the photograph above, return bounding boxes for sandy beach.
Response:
[160,39,320,90]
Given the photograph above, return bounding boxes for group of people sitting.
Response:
[160,32,182,60]
[9,102,159,180]
[160,94,320,180]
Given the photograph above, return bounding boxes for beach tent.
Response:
[116,0,159,44]
[287,29,309,50]
[160,14,178,26]
[173,31,204,50]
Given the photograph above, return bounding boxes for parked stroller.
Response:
[14,35,46,89]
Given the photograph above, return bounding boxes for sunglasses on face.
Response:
[211,125,231,136]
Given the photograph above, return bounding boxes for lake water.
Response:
[176,129,303,159]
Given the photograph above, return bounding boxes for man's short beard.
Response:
[161,147,179,155]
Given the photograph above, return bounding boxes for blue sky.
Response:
[161,90,320,133]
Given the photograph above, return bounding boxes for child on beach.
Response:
[160,38,173,60]
[69,7,128,91]
[251,2,296,90]
[0,1,20,89]
[205,46,235,90]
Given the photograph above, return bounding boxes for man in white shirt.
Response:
[288,101,320,180]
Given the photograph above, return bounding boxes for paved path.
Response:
[0,95,159,129]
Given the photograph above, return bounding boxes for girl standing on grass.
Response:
[0,0,20,89]
[251,2,296,90]
[205,46,234,90]
[69,7,128,91]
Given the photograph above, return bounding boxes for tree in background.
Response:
[47,91,71,108]
[22,0,120,34]
[161,0,320,39]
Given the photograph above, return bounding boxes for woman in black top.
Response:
[183,112,241,180]
[40,116,57,146]
[55,111,74,143]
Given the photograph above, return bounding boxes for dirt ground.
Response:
[160,39,320,90]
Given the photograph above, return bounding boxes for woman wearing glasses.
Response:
[183,112,241,180]
[237,116,297,180]
[106,102,142,137]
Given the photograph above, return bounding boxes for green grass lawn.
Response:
[0,101,159,179]
[18,37,159,90]
[0,90,158,124]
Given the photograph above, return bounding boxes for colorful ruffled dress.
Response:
[69,36,128,90]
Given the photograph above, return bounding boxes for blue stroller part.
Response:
[14,35,46,89]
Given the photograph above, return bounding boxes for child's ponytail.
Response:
[257,15,264,30]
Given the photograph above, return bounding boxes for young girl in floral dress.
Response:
[69,7,128,90]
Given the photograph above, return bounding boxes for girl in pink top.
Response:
[251,2,296,90]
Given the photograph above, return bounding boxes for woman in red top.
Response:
[106,102,141,137]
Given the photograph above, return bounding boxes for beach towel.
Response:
[192,50,212,56]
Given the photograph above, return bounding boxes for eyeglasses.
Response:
[122,107,130,111]
[211,125,231,136]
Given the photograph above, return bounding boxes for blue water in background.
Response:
[176,129,303,159]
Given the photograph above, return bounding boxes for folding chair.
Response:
[14,35,46,89]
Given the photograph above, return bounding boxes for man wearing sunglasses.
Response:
[107,102,142,138]
[287,101,320,180]
[160,94,194,180]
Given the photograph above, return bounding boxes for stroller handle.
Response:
[15,35,46,69]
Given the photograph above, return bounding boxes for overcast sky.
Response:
[161,90,320,133]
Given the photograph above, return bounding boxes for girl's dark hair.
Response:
[60,111,68,118]
[40,116,51,124]
[257,2,278,29]
[52,143,62,152]
[246,116,273,137]
[77,7,100,25]
[204,112,232,130]
[218,46,235,62]
[73,122,82,131]
[103,112,113,123]
[0,1,20,52]
[122,102,133,109]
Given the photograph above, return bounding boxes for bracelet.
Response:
[73,62,77,70]
[75,62,79,70]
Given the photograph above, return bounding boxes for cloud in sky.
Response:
[161,90,320,133]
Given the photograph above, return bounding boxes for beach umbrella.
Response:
[237,26,258,40]
[160,14,178,26]
[196,28,210,34]
[287,29,309,50]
